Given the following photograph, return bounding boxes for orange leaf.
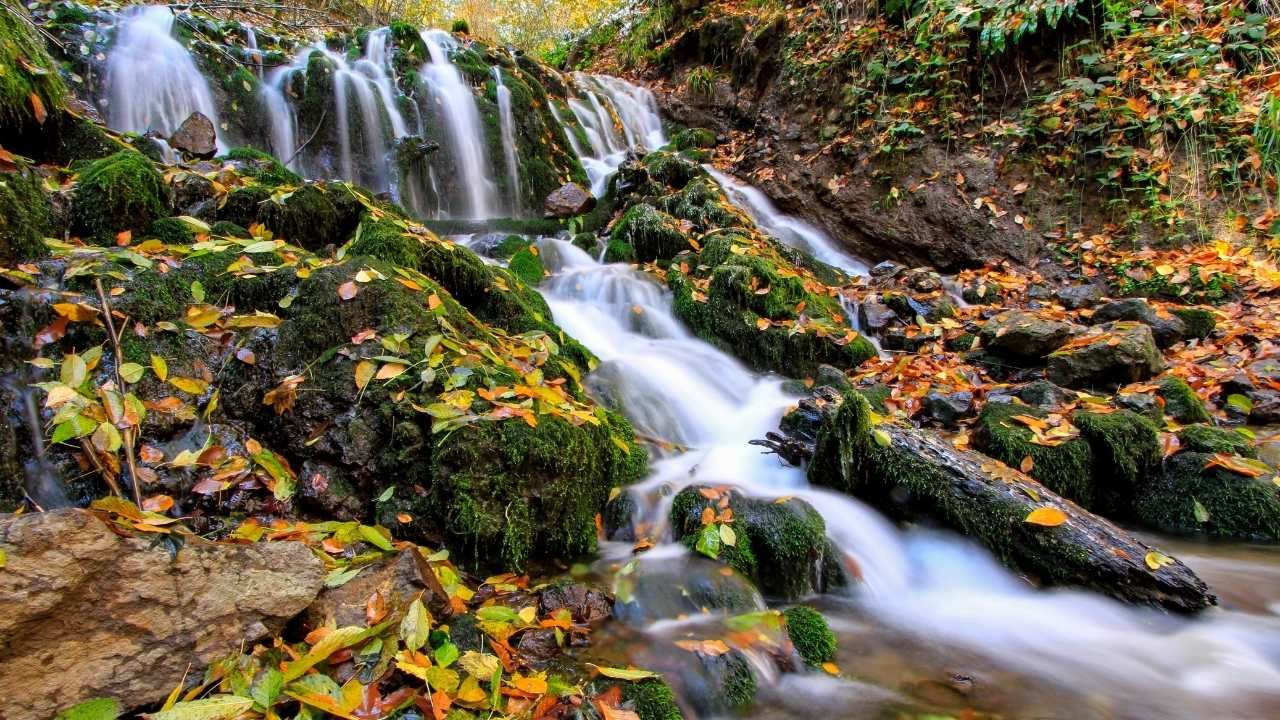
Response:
[29,92,46,125]
[1024,507,1068,527]
[338,281,359,300]
[427,293,442,310]
[1019,455,1035,473]
[1204,454,1268,478]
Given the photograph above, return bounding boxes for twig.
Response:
[283,108,327,166]
[95,278,143,506]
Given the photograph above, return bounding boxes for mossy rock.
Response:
[673,127,717,150]
[1177,424,1255,458]
[257,183,360,250]
[670,485,837,600]
[622,679,683,720]
[147,217,197,245]
[0,168,51,265]
[1134,452,1280,539]
[1073,409,1161,514]
[1157,376,1212,424]
[508,246,544,286]
[349,215,423,268]
[221,147,302,187]
[643,151,700,189]
[0,7,68,152]
[1170,307,1216,340]
[655,177,740,231]
[783,605,837,666]
[607,204,689,263]
[112,247,293,326]
[973,402,1095,507]
[71,151,172,242]
[424,410,646,570]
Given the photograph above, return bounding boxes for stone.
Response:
[1089,298,1186,348]
[979,310,1083,360]
[870,260,905,279]
[1055,284,1105,310]
[1017,379,1076,409]
[1249,389,1280,424]
[1046,321,1164,390]
[1116,392,1162,422]
[858,300,897,335]
[168,111,217,158]
[301,548,444,630]
[538,582,613,626]
[921,390,975,426]
[543,182,596,218]
[903,267,943,293]
[0,509,323,719]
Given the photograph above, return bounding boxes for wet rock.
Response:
[1089,298,1186,348]
[543,182,596,218]
[0,509,323,719]
[903,267,943,293]
[1134,451,1280,540]
[296,460,364,520]
[814,363,852,393]
[1176,425,1256,458]
[922,390,974,426]
[870,260,905,279]
[1116,391,1162,423]
[516,629,562,668]
[538,582,613,626]
[1046,322,1164,390]
[857,300,897,335]
[1249,389,1280,424]
[807,392,1213,611]
[979,310,1083,360]
[881,327,935,352]
[168,111,217,158]
[962,280,997,305]
[1055,284,1105,310]
[1017,379,1076,409]
[302,548,444,629]
[1156,376,1212,424]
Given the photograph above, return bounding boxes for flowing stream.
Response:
[492,66,522,216]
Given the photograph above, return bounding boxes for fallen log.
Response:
[805,391,1214,612]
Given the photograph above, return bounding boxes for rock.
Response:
[0,509,323,719]
[808,392,1213,611]
[814,363,852,393]
[1055,284,1105,309]
[1046,322,1164,390]
[1089,298,1186,348]
[170,172,216,214]
[301,548,444,630]
[516,628,562,668]
[1017,379,1076,409]
[921,390,975,426]
[979,310,1083,360]
[168,111,218,158]
[1116,391,1162,423]
[870,260,905,279]
[963,280,997,304]
[857,300,897,335]
[1176,425,1256,458]
[1134,451,1280,539]
[782,606,836,666]
[1156,376,1212,424]
[543,182,596,218]
[902,267,943,293]
[538,582,613,626]
[71,150,172,242]
[1170,307,1216,340]
[1248,389,1280,424]
[670,485,843,601]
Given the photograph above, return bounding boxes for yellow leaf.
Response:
[1145,550,1175,570]
[376,362,408,381]
[184,305,222,328]
[1023,507,1067,527]
[355,360,376,391]
[517,606,537,625]
[52,302,99,322]
[1020,455,1034,473]
[169,377,209,395]
[821,662,840,675]
[151,355,169,382]
[512,675,548,695]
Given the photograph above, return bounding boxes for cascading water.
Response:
[492,66,522,215]
[104,5,221,147]
[419,29,497,220]
[244,25,263,80]
[556,73,666,196]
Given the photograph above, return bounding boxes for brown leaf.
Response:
[1020,455,1035,473]
[338,281,359,300]
[29,92,46,125]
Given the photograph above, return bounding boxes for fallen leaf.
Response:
[1023,507,1068,527]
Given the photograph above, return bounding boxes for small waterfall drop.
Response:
[244,25,263,80]
[555,73,666,196]
[104,5,221,147]
[492,66,522,215]
[419,29,497,220]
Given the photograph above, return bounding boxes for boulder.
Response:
[1089,298,1186,348]
[807,392,1213,611]
[168,111,218,158]
[1046,322,1164,390]
[1134,452,1280,540]
[1055,284,1105,309]
[543,182,596,218]
[857,300,897,335]
[921,390,975,426]
[300,548,445,630]
[0,509,323,719]
[979,310,1083,360]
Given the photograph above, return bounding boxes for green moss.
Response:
[349,215,423,268]
[656,177,740,231]
[1134,452,1280,539]
[608,204,689,263]
[974,403,1096,507]
[782,606,837,666]
[0,8,68,142]
[507,246,545,286]
[222,147,302,187]
[643,150,700,188]
[493,234,530,260]
[0,168,51,265]
[1177,424,1256,458]
[1158,376,1212,424]
[210,220,251,238]
[622,679,683,720]
[147,217,196,245]
[71,151,171,242]
[1073,409,1161,514]
[857,384,892,413]
[1170,307,1215,339]
[716,651,757,709]
[451,19,471,34]
[673,127,717,150]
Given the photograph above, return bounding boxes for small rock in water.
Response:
[544,182,595,218]
[922,390,975,426]
[168,111,217,158]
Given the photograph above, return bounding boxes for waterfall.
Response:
[245,25,263,80]
[492,67,522,215]
[553,73,666,197]
[419,29,497,220]
[104,5,221,148]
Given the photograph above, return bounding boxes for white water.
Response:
[492,67,522,215]
[244,25,263,80]
[419,30,497,220]
[104,6,222,149]
[555,73,666,196]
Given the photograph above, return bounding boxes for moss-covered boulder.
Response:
[1157,376,1212,424]
[0,167,52,265]
[71,151,172,241]
[0,7,68,152]
[673,127,717,150]
[622,679,684,720]
[508,246,544,286]
[1134,452,1280,539]
[782,605,836,666]
[670,485,841,600]
[1177,425,1255,458]
[1170,307,1216,340]
[606,204,690,263]
[1073,409,1162,513]
[220,147,302,187]
[978,310,1082,360]
[1046,321,1164,390]
[973,402,1095,506]
[257,183,360,250]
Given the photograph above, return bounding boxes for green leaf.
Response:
[119,362,146,383]
[283,624,384,682]
[358,524,394,551]
[872,428,892,447]
[458,651,502,680]
[375,487,395,503]
[242,240,279,253]
[475,605,519,623]
[51,413,98,444]
[61,353,87,388]
[585,664,662,681]
[694,523,721,559]
[250,668,283,710]
[55,698,120,720]
[324,566,362,588]
[190,280,206,303]
[718,523,737,547]
[434,641,460,668]
[142,696,253,720]
[400,597,432,651]
[1193,498,1211,524]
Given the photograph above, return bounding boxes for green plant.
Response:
[687,66,716,98]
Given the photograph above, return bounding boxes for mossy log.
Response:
[808,392,1214,612]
